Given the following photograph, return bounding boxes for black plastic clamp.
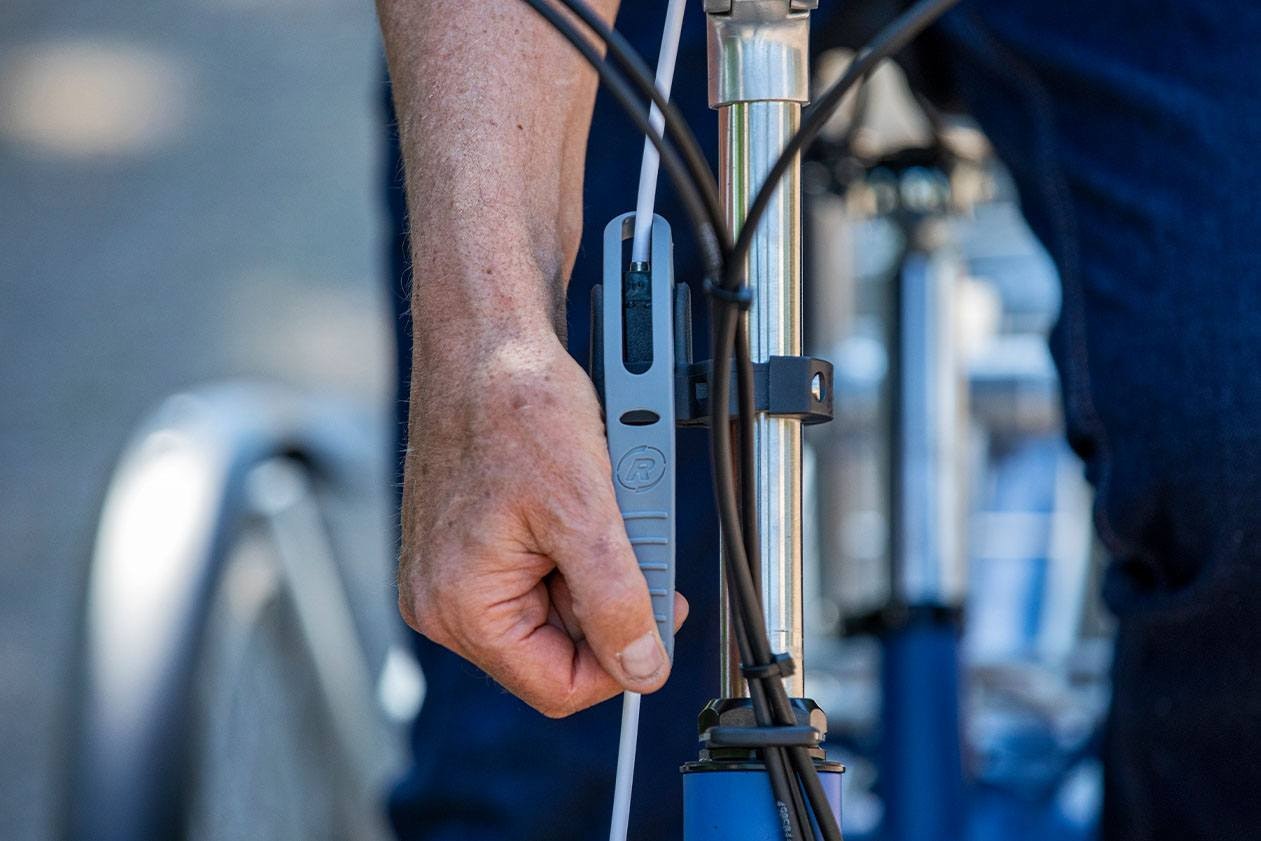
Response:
[693,697,834,763]
[675,355,834,427]
[702,725,823,750]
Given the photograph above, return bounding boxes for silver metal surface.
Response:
[70,383,395,841]
[717,98,806,698]
[247,458,394,816]
[893,232,967,606]
[706,0,812,107]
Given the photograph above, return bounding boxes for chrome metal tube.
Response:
[709,0,812,700]
[717,99,806,698]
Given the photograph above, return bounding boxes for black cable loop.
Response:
[518,0,728,284]
[725,0,963,293]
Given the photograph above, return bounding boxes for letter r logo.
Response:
[616,446,667,491]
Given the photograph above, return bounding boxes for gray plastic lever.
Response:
[601,212,677,659]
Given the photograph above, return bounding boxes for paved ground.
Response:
[0,2,388,838]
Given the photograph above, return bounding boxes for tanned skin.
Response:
[377,0,687,718]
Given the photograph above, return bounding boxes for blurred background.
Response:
[0,3,1113,841]
[0,1,395,839]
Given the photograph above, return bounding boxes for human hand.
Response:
[399,329,687,717]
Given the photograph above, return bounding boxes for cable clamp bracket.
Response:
[675,355,834,426]
[702,725,822,749]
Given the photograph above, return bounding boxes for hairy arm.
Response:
[378,0,685,717]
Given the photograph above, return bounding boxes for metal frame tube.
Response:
[708,0,812,699]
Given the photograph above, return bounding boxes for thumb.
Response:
[539,486,672,694]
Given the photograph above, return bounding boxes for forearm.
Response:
[378,0,620,362]
[379,1,678,713]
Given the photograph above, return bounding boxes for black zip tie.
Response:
[703,278,753,310]
[741,652,796,681]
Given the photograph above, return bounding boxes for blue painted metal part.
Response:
[682,766,843,841]
[879,617,966,841]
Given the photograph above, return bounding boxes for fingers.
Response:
[496,632,624,718]
[672,590,690,630]
[534,492,675,695]
[484,581,625,717]
[549,576,690,641]
[406,569,691,718]
[487,584,691,718]
[397,344,691,717]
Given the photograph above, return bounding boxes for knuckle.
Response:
[396,577,452,647]
[400,597,445,644]
[395,566,424,630]
[396,546,469,647]
[396,589,420,631]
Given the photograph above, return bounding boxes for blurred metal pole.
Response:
[708,0,814,699]
[889,215,966,610]
[247,459,394,808]
[881,210,966,841]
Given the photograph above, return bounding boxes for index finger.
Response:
[464,577,622,717]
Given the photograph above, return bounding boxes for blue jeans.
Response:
[386,2,1261,838]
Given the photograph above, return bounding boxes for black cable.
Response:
[713,312,831,841]
[725,358,832,841]
[709,5,967,838]
[547,0,729,250]
[732,321,841,840]
[722,0,962,293]
[513,1,962,838]
[518,0,729,280]
[515,5,818,834]
[514,5,820,835]
[710,307,810,839]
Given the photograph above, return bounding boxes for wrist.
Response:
[413,295,560,368]
[412,254,563,350]
[411,304,567,404]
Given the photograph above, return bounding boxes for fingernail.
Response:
[619,631,666,681]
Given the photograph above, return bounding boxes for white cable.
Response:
[629,0,688,265]
[610,3,688,841]
[608,690,642,841]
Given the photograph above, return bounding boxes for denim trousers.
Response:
[385,2,1261,838]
